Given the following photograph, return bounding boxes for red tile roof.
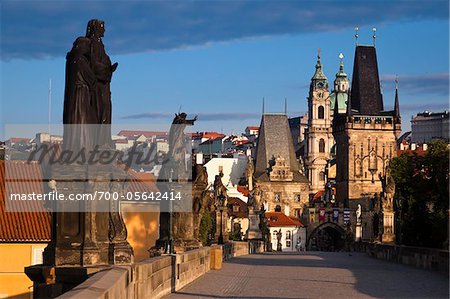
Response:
[0,160,51,242]
[114,139,129,144]
[265,212,304,227]
[246,126,259,131]
[9,137,32,144]
[237,185,249,196]
[126,170,158,193]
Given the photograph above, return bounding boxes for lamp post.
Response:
[218,194,225,244]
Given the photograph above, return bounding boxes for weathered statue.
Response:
[276,229,282,251]
[157,112,197,252]
[245,156,254,189]
[379,164,395,211]
[356,204,362,224]
[213,172,228,206]
[86,19,118,147]
[62,37,97,153]
[162,113,197,181]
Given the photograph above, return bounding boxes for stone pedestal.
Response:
[26,162,133,298]
[246,207,262,240]
[355,222,362,242]
[214,209,228,243]
[382,210,395,244]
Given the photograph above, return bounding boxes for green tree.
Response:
[391,140,449,249]
[199,212,213,246]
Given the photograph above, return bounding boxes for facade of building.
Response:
[265,212,306,252]
[0,161,51,298]
[203,155,248,202]
[332,45,401,239]
[411,111,449,143]
[254,114,310,218]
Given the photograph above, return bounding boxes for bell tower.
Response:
[304,50,333,195]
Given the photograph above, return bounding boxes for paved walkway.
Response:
[167,252,448,299]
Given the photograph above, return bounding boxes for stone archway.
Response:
[307,222,346,251]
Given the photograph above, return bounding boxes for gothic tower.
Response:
[332,45,401,208]
[304,52,333,195]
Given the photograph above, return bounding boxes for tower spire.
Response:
[372,27,377,47]
[394,76,400,119]
[355,26,359,46]
[312,48,327,81]
[262,97,265,114]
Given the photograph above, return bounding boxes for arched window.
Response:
[319,171,325,181]
[318,106,325,119]
[286,231,291,240]
[319,139,325,153]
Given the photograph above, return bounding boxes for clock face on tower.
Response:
[317,81,324,89]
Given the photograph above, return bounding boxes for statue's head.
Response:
[73,37,91,55]
[86,19,105,39]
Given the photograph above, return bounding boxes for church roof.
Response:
[254,114,308,183]
[312,53,327,81]
[349,46,384,115]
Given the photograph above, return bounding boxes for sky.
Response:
[1,0,449,140]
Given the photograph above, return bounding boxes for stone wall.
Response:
[58,247,211,299]
[356,242,449,274]
[222,241,264,260]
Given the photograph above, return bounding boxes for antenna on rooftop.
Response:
[284,98,287,115]
[178,105,182,114]
[262,97,265,114]
[355,26,359,46]
[372,27,377,46]
[48,79,52,138]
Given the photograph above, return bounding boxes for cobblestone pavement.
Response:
[167,252,449,299]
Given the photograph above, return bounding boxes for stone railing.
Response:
[59,247,211,299]
[222,240,264,261]
[355,242,449,274]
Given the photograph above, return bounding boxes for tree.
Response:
[390,140,449,249]
[199,212,213,246]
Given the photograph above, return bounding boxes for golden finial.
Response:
[372,27,377,46]
[355,26,359,46]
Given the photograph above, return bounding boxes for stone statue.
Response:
[62,36,97,153]
[379,164,395,211]
[251,183,262,209]
[245,156,254,189]
[276,229,282,251]
[213,172,228,206]
[356,204,362,224]
[162,113,197,181]
[156,112,197,251]
[86,19,118,148]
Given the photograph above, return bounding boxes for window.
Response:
[275,205,282,212]
[275,193,281,202]
[286,240,292,248]
[233,205,240,212]
[318,106,325,119]
[319,171,325,181]
[319,139,325,153]
[286,230,291,239]
[295,194,301,202]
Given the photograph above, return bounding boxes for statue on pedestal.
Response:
[26,19,132,298]
[156,112,197,253]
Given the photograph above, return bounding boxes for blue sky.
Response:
[1,1,449,139]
